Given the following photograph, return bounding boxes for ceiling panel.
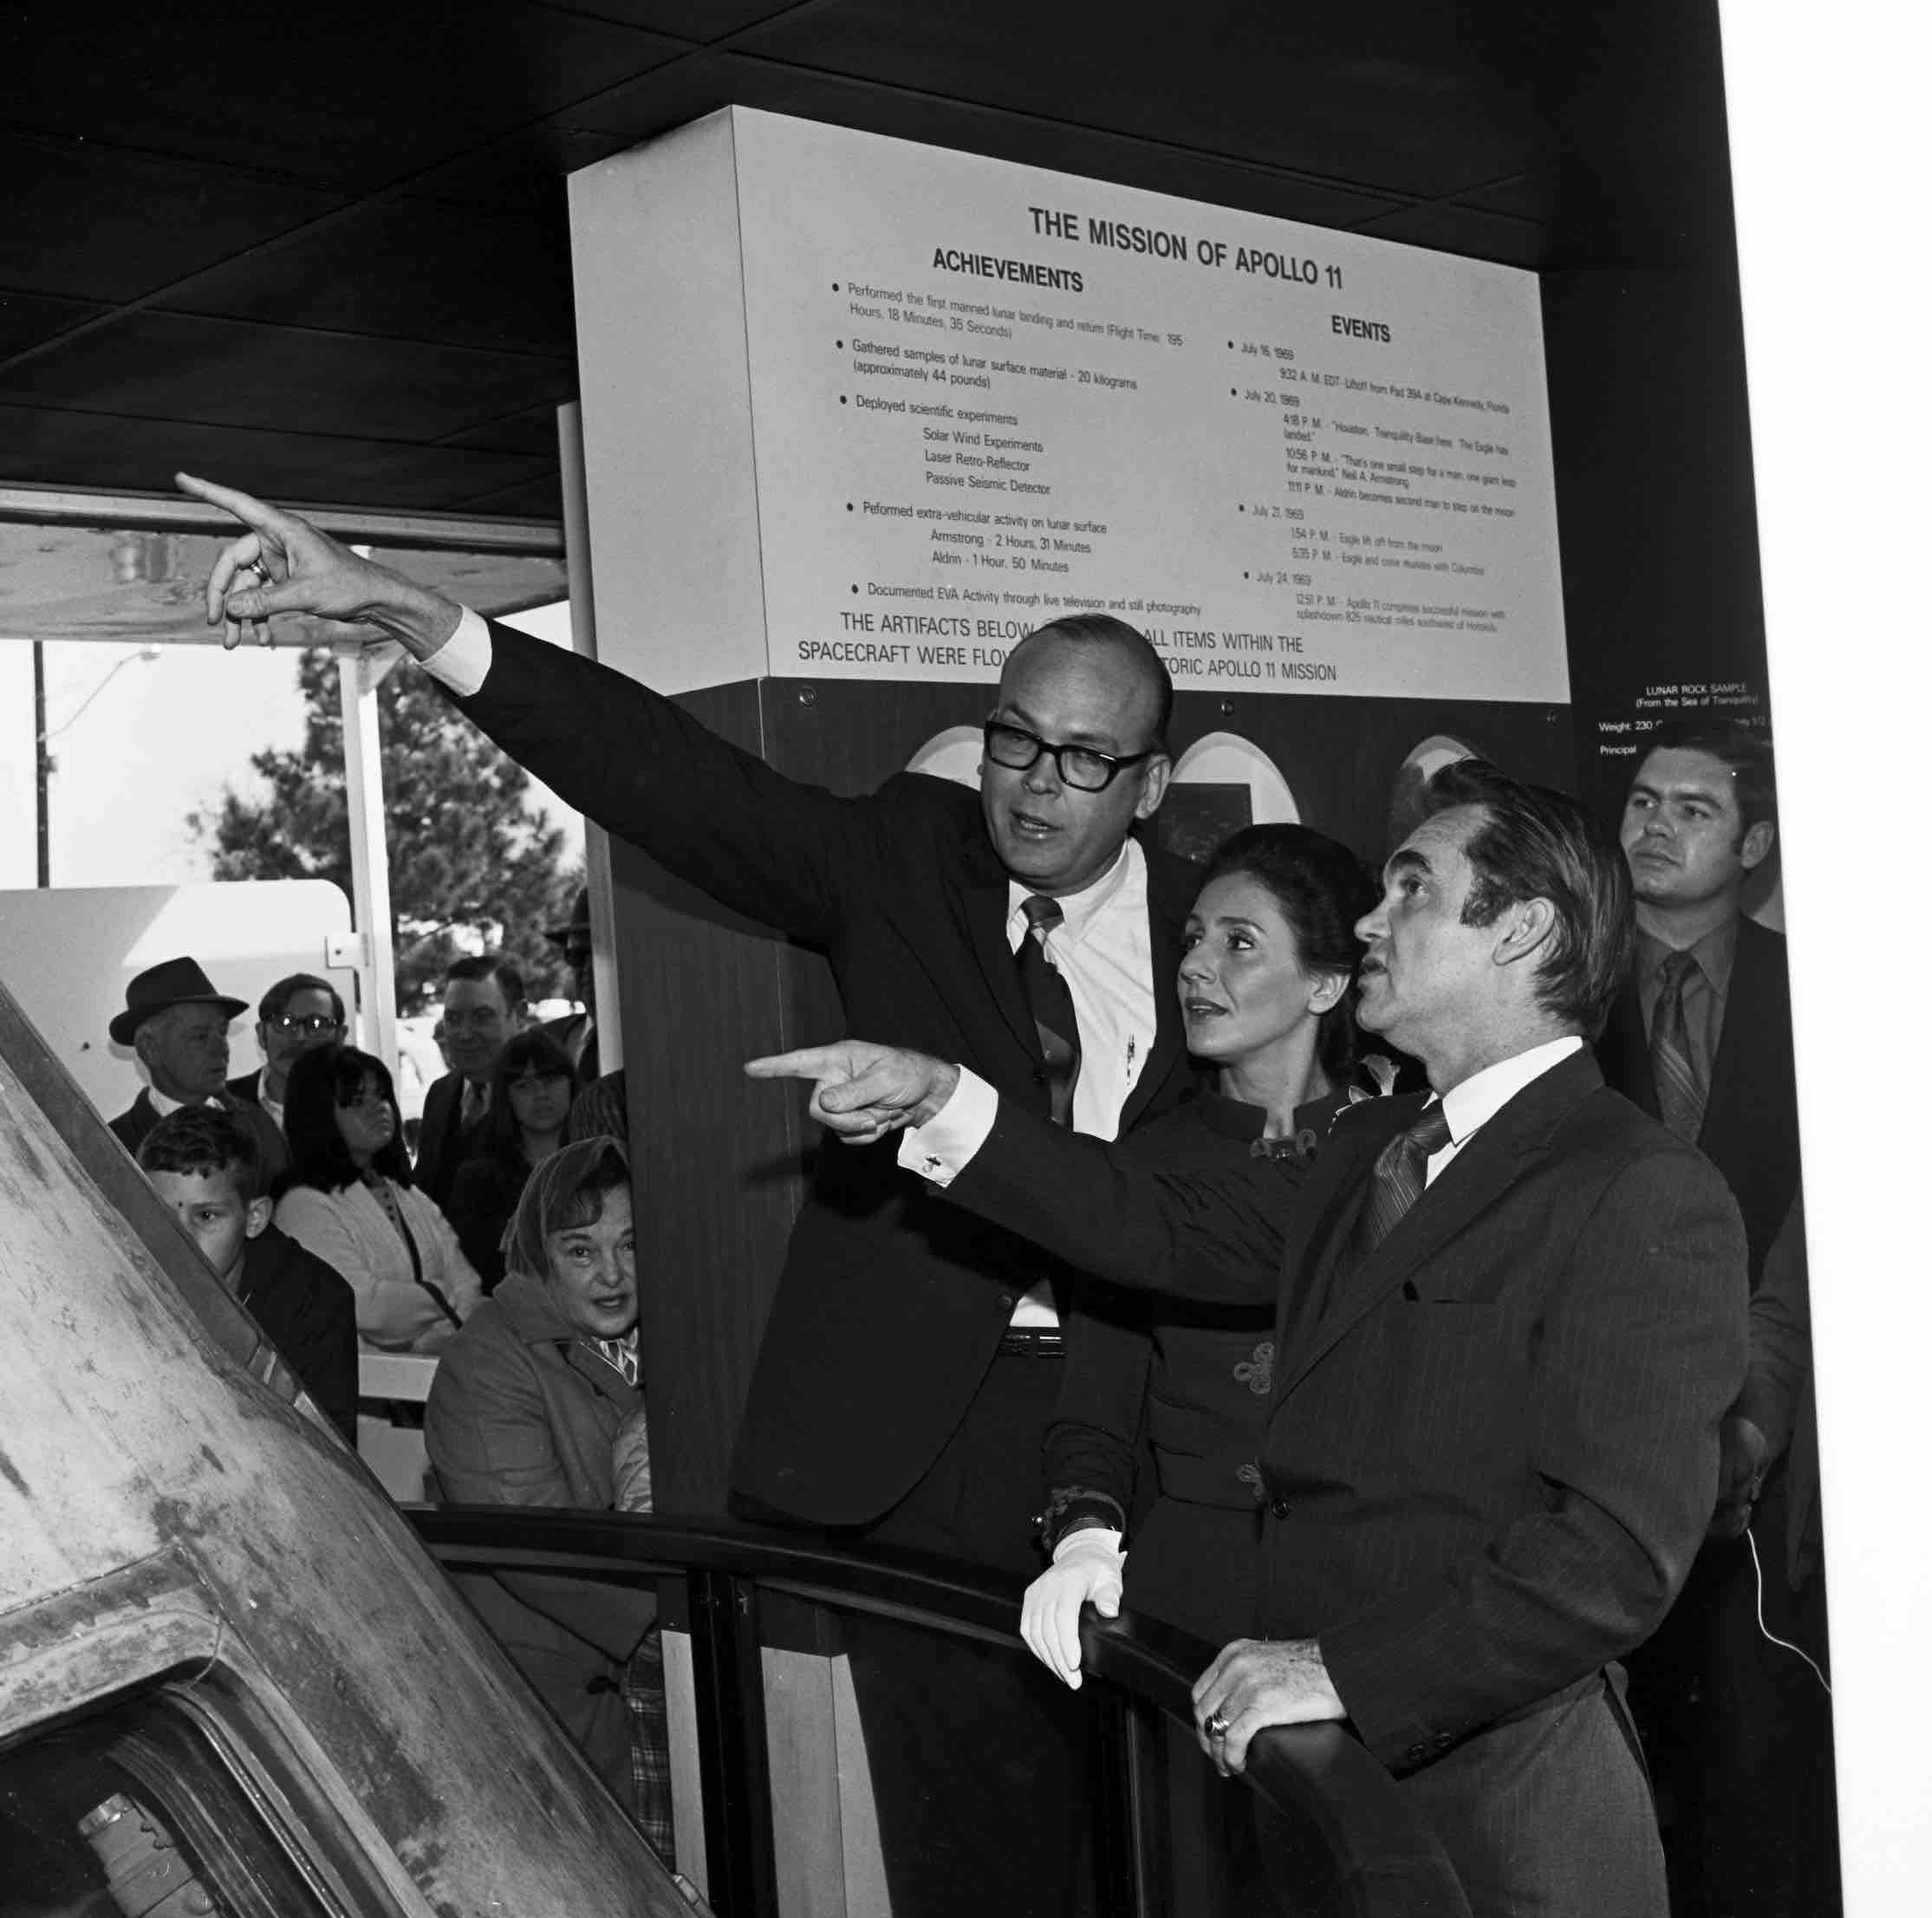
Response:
[723,1,1552,199]
[0,0,1738,515]
[487,49,1413,231]
[0,294,115,362]
[440,405,573,458]
[0,406,553,510]
[0,313,573,442]
[0,3,687,192]
[1346,202,1549,270]
[537,0,807,35]
[153,198,577,357]
[0,135,348,305]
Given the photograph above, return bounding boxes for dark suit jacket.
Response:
[946,1050,1748,1775]
[237,1223,358,1443]
[1596,916,1799,1280]
[412,1069,480,1215]
[540,1010,599,1086]
[226,1068,263,1107]
[449,621,1199,1527]
[110,1086,289,1194]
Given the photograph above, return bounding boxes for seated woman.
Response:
[424,1139,667,1853]
[1024,823,1389,1681]
[446,1028,579,1292]
[275,1044,484,1353]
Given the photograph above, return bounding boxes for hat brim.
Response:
[110,992,249,1046]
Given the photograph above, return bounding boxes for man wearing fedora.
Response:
[108,957,289,1189]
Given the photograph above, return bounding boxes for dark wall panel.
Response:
[1543,268,1767,823]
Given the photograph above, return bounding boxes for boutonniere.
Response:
[1347,1053,1402,1103]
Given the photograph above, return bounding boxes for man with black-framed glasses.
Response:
[186,471,1201,1918]
[229,972,347,1136]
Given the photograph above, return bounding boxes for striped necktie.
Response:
[1649,948,1707,1142]
[1355,1101,1454,1254]
[1017,895,1081,1126]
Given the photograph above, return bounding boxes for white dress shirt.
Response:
[1423,1036,1584,1183]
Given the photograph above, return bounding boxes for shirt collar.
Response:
[147,1085,217,1120]
[1636,916,1740,996]
[1436,1035,1584,1148]
[1006,838,1142,951]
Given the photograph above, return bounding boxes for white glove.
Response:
[1020,1528,1125,1689]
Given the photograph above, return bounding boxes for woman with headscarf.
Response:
[424,1137,668,1854]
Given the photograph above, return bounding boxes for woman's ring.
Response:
[1206,1711,1230,1739]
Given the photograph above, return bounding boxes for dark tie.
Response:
[1649,948,1706,1142]
[1017,895,1082,1126]
[1355,1101,1454,1255]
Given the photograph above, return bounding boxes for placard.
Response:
[727,112,1565,701]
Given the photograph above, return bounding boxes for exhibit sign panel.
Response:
[569,108,1567,703]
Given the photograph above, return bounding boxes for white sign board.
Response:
[570,109,1566,703]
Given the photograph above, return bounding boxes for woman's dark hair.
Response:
[476,1028,579,1161]
[283,1044,412,1193]
[1199,822,1378,1083]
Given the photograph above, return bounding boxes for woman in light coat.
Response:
[275,1045,483,1353]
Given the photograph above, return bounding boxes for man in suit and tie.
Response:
[411,954,525,1213]
[1597,719,1833,1916]
[186,473,1200,1918]
[226,972,346,1135]
[758,760,1750,1918]
[107,956,289,1191]
[183,469,1198,1561]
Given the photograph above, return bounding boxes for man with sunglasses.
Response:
[229,972,347,1136]
[185,473,1198,1917]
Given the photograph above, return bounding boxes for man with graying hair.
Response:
[108,954,288,1190]
[753,761,1751,1918]
[181,469,1197,1918]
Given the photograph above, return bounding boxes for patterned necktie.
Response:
[460,1078,488,1128]
[1355,1101,1454,1255]
[1017,895,1082,1126]
[1649,947,1706,1142]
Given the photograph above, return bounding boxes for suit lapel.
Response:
[1121,846,1191,1130]
[960,833,1039,1060]
[1270,1096,1410,1362]
[1597,983,1659,1118]
[1281,1051,1603,1393]
[1701,920,1781,1148]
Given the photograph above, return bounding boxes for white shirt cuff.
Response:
[418,605,492,698]
[896,1066,998,1186]
[1052,1527,1123,1562]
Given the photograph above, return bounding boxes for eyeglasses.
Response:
[982,720,1159,793]
[270,1013,342,1037]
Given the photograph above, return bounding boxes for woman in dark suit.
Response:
[446,1029,578,1293]
[1023,823,1391,1680]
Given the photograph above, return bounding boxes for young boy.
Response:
[139,1106,358,1442]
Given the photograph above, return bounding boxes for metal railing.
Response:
[413,1509,1471,1918]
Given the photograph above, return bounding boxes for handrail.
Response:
[413,1508,1472,1918]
